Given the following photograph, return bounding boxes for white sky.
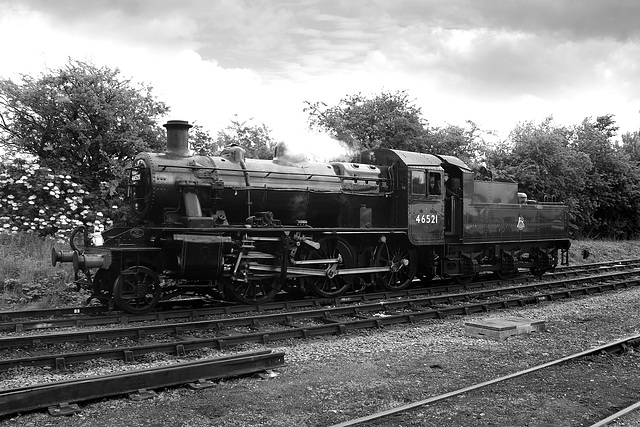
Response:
[1,0,639,159]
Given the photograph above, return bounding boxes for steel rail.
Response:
[0,268,636,351]
[1,268,639,351]
[1,259,638,335]
[0,349,285,417]
[1,273,640,372]
[329,335,640,427]
[0,258,637,323]
[588,400,640,427]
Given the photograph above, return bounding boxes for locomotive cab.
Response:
[407,167,445,246]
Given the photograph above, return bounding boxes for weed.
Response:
[0,232,77,310]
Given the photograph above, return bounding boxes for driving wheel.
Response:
[373,238,417,291]
[226,241,285,304]
[302,237,355,298]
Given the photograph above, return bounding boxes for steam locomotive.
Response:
[52,120,570,314]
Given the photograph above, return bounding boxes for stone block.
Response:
[464,316,546,340]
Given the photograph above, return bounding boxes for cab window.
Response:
[411,170,426,195]
[427,172,441,196]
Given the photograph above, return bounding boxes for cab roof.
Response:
[364,148,471,171]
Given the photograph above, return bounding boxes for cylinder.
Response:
[164,120,192,157]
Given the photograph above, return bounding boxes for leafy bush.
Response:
[0,152,114,239]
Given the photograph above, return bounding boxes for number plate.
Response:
[408,202,444,244]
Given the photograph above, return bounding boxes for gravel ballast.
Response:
[2,240,640,426]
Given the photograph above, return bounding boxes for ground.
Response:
[3,239,640,427]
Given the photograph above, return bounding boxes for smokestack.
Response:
[164,120,192,156]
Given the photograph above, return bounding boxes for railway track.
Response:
[2,265,640,373]
[2,258,638,328]
[2,259,640,418]
[0,349,285,418]
[328,335,640,426]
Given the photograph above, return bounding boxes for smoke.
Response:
[281,132,348,162]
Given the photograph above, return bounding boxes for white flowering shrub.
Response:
[0,153,114,240]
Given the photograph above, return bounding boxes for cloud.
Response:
[476,0,640,42]
[1,0,639,157]
[377,0,640,42]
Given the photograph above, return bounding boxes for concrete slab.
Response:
[464,316,546,340]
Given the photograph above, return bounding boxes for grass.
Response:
[568,238,640,265]
[0,232,80,310]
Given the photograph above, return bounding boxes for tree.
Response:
[213,116,277,160]
[427,121,487,165]
[482,115,640,239]
[620,130,640,162]
[188,123,218,156]
[0,59,169,204]
[571,115,640,238]
[508,118,589,200]
[304,90,428,154]
[0,59,169,235]
[484,118,592,237]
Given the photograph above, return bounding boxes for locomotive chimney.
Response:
[163,120,192,157]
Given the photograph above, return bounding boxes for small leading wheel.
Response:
[374,239,417,291]
[113,266,162,315]
[302,237,355,298]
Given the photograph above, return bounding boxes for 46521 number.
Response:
[416,214,438,224]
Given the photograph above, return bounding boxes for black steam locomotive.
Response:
[52,120,570,314]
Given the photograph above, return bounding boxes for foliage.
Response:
[304,90,428,154]
[570,115,640,238]
[304,90,640,238]
[0,152,112,239]
[305,91,488,165]
[189,123,219,156]
[217,116,277,159]
[192,116,277,160]
[620,130,640,162]
[484,118,592,236]
[0,59,169,229]
[484,115,640,239]
[426,121,488,165]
